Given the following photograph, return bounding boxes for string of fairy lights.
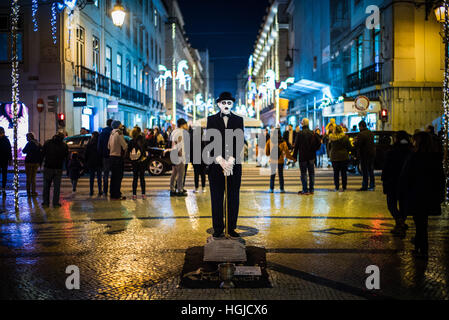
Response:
[443,0,449,203]
[31,0,38,32]
[11,0,20,212]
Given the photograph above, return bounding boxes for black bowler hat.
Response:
[216,92,236,103]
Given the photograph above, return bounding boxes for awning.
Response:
[280,79,330,101]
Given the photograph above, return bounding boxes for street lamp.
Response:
[111,0,126,27]
[435,2,446,22]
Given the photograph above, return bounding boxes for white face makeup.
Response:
[219,100,234,115]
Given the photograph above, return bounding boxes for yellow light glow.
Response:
[435,5,446,23]
[111,2,126,27]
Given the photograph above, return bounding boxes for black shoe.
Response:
[228,230,240,239]
[368,187,375,191]
[357,188,368,191]
[176,191,187,197]
[170,191,176,197]
[53,203,62,208]
[212,232,225,239]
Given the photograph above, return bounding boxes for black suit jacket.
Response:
[206,112,244,163]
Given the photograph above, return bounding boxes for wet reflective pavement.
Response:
[0,167,448,300]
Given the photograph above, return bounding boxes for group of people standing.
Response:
[381,126,444,258]
[264,118,375,194]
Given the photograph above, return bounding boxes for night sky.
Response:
[177,0,270,98]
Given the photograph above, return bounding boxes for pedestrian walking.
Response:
[328,125,351,192]
[128,126,147,200]
[0,127,12,196]
[399,132,444,258]
[191,126,207,193]
[354,120,376,191]
[68,152,82,192]
[108,120,128,200]
[381,131,412,236]
[85,131,102,196]
[41,133,69,207]
[167,118,189,197]
[293,118,321,195]
[266,129,295,193]
[315,128,325,168]
[98,119,113,196]
[22,132,42,196]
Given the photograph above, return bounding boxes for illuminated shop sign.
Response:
[0,102,29,159]
[73,92,87,107]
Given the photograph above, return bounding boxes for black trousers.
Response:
[193,164,206,189]
[0,162,7,189]
[332,160,348,190]
[270,163,284,190]
[208,163,242,234]
[360,157,375,189]
[413,215,428,253]
[43,168,62,206]
[109,156,123,199]
[102,158,111,195]
[132,161,146,195]
[89,167,102,195]
[386,193,405,221]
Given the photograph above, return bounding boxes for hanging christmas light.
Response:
[31,0,38,32]
[11,0,20,211]
[442,0,449,203]
[51,2,58,44]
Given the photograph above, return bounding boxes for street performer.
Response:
[206,92,244,240]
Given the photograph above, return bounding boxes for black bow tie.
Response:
[220,113,229,118]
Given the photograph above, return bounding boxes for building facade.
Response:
[281,0,443,133]
[162,0,209,124]
[0,0,209,149]
[245,0,290,127]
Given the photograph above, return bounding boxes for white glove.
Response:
[226,157,235,176]
[216,156,233,175]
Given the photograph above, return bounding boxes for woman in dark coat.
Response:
[128,126,147,199]
[68,152,82,192]
[85,131,102,196]
[328,125,351,191]
[381,131,412,236]
[399,132,444,258]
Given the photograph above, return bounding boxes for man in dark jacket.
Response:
[0,127,12,195]
[22,132,42,196]
[97,119,113,196]
[381,131,412,235]
[207,92,244,239]
[399,132,444,258]
[293,118,319,194]
[354,120,376,191]
[41,133,69,207]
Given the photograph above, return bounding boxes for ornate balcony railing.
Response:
[74,65,152,108]
[75,65,96,91]
[345,63,383,92]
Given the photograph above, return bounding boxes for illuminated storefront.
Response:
[0,102,29,159]
[322,100,381,131]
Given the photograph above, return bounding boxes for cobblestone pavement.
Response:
[0,167,448,300]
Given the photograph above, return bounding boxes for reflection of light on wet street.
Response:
[0,171,448,299]
[185,194,199,230]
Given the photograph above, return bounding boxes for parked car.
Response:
[64,134,172,176]
[346,131,397,174]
